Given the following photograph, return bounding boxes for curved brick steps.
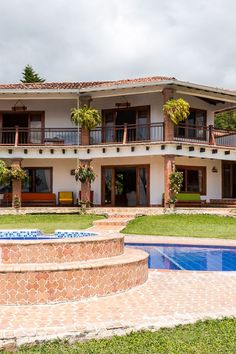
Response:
[0,234,124,264]
[0,248,148,305]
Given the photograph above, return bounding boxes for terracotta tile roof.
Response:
[0,76,175,91]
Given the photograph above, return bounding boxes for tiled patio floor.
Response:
[1,269,236,348]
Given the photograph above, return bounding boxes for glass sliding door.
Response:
[102,165,149,206]
[222,162,236,198]
[102,168,113,205]
[103,111,115,143]
[136,109,150,141]
[115,167,136,206]
[138,167,148,206]
[29,113,43,144]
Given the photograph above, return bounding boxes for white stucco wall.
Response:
[0,91,215,130]
[0,99,77,128]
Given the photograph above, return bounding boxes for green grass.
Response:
[11,318,236,354]
[0,214,104,234]
[122,214,236,239]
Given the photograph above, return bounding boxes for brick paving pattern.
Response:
[0,234,124,264]
[0,270,236,348]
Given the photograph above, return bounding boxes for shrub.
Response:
[169,171,184,204]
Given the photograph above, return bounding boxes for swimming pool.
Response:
[126,243,236,271]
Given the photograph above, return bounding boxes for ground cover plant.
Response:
[122,214,236,239]
[11,318,236,354]
[0,214,104,234]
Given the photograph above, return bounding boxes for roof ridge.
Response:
[0,75,176,89]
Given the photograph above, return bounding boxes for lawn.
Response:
[13,318,236,354]
[0,214,104,234]
[122,214,236,239]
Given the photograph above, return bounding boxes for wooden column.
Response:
[162,88,175,141]
[79,159,92,204]
[80,95,92,145]
[164,155,175,207]
[209,125,216,145]
[11,159,22,208]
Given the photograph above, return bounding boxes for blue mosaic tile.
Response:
[0,229,42,239]
[54,230,98,238]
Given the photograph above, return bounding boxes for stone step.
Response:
[209,199,236,204]
[93,218,132,226]
[208,204,236,208]
[0,248,148,305]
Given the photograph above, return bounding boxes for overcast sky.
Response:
[0,0,235,88]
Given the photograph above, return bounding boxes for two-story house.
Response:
[0,75,236,207]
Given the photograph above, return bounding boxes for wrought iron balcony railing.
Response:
[0,123,235,147]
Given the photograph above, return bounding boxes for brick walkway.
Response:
[1,269,236,349]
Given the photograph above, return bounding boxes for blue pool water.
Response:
[0,229,98,240]
[126,243,236,271]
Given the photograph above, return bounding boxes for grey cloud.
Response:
[0,0,235,88]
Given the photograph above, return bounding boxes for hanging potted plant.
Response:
[75,164,96,208]
[10,165,27,209]
[0,160,27,209]
[10,165,28,182]
[75,164,96,184]
[163,98,190,125]
[0,160,11,185]
[71,105,102,145]
[169,171,184,208]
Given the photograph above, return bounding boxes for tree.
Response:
[215,110,236,130]
[21,65,45,83]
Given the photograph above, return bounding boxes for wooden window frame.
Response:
[176,165,206,195]
[101,106,150,143]
[175,108,207,141]
[102,106,150,125]
[0,111,45,144]
[22,167,53,193]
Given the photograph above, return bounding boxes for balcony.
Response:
[174,124,236,147]
[0,127,79,146]
[0,123,235,147]
[89,123,164,145]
